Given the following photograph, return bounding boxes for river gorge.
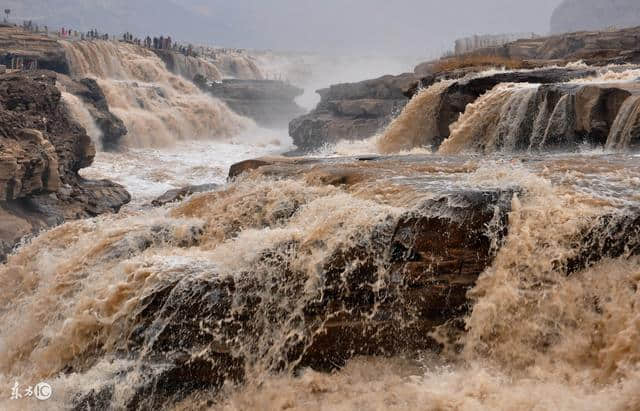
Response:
[0,23,639,411]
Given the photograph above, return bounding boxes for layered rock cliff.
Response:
[0,71,130,262]
[451,26,640,66]
[289,73,418,151]
[0,25,70,73]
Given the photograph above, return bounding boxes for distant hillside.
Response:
[551,0,640,34]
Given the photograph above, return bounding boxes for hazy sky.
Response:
[13,0,564,56]
[180,0,564,55]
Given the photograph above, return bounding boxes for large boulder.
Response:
[0,71,130,262]
[289,73,419,151]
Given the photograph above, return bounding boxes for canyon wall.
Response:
[0,71,130,262]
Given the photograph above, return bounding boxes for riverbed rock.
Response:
[289,73,419,151]
[73,156,517,409]
[151,183,220,206]
[70,153,640,408]
[0,70,130,262]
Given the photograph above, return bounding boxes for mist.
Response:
[9,0,563,56]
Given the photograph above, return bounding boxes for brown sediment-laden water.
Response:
[60,40,254,148]
[2,50,640,410]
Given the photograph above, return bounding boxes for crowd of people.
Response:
[16,20,197,57]
[124,32,197,57]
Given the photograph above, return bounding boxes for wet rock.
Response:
[0,71,130,262]
[228,158,278,178]
[72,155,518,407]
[78,78,128,150]
[73,184,515,408]
[202,79,305,128]
[289,73,419,151]
[423,69,597,147]
[567,209,640,273]
[151,183,219,207]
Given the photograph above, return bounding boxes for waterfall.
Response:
[439,84,583,154]
[2,158,640,409]
[438,84,538,154]
[376,80,454,154]
[61,40,253,148]
[606,95,640,150]
[60,91,104,149]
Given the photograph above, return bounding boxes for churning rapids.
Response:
[1,40,640,410]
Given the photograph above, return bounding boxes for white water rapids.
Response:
[1,46,640,410]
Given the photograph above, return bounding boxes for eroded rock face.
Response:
[467,26,640,65]
[0,71,130,262]
[288,68,599,152]
[202,78,305,128]
[0,26,70,73]
[289,73,419,151]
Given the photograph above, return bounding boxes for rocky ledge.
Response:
[441,25,640,69]
[197,77,306,128]
[0,25,70,73]
[288,26,640,153]
[289,73,419,151]
[0,71,130,262]
[289,68,600,152]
